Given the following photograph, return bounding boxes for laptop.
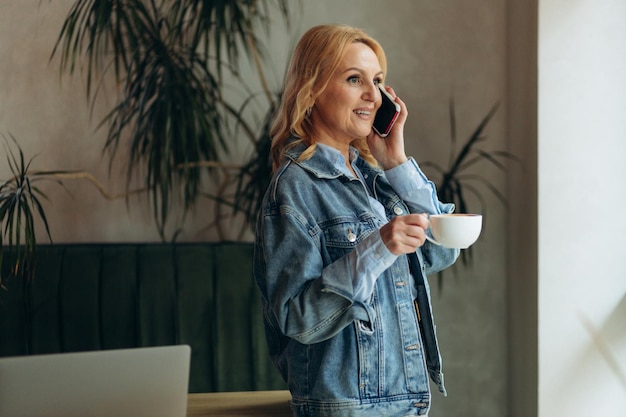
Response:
[0,344,191,417]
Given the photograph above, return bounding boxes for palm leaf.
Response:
[0,135,77,286]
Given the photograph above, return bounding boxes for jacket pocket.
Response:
[320,216,376,261]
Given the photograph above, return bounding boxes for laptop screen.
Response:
[0,345,191,417]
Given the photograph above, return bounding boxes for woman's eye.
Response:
[347,76,361,85]
[374,78,383,86]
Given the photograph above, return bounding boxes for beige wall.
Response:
[1,2,514,416]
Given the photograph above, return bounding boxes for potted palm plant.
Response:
[52,0,291,239]
[1,0,292,285]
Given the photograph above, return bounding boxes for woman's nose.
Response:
[363,82,378,102]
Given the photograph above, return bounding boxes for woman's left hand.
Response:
[367,85,409,170]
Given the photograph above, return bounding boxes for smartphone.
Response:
[372,85,401,137]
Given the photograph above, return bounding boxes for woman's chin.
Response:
[353,126,374,139]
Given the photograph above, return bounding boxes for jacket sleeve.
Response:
[384,157,460,273]
[254,206,377,345]
[385,157,454,214]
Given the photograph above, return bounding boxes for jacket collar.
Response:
[284,141,384,181]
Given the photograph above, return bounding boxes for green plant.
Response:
[0,133,146,287]
[420,100,519,277]
[0,135,60,288]
[51,0,291,240]
[1,0,293,286]
[422,100,510,213]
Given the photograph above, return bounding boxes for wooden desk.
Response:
[187,390,292,417]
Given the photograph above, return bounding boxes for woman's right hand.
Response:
[380,214,429,255]
[366,86,409,170]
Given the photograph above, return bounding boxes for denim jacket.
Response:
[254,143,459,416]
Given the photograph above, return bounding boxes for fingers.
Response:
[380,214,429,255]
[383,86,408,125]
[401,213,429,229]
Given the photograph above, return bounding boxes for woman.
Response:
[253,24,460,417]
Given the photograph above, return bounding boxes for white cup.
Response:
[424,214,483,249]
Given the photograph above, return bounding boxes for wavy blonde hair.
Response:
[270,24,387,170]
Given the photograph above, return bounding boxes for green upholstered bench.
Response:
[0,242,285,393]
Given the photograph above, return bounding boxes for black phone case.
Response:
[372,86,400,137]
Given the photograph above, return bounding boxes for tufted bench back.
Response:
[0,243,285,393]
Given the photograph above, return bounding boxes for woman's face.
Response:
[310,42,383,149]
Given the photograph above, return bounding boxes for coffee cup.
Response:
[424,214,482,249]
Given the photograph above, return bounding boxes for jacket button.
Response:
[347,231,357,242]
[393,207,403,215]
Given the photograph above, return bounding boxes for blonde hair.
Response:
[270,24,387,170]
